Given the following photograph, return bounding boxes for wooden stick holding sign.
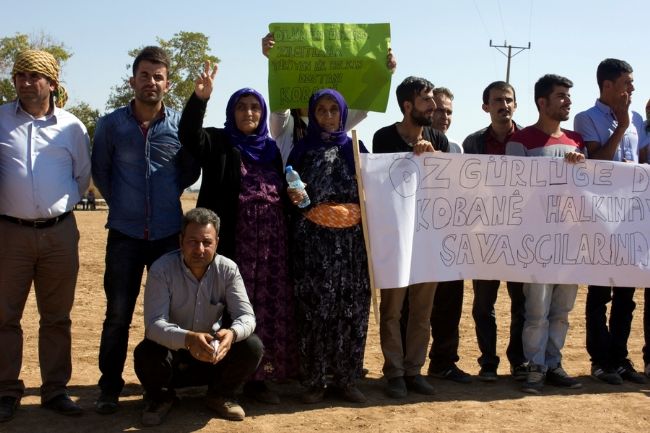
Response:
[352,129,379,325]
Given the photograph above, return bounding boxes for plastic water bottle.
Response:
[285,165,311,208]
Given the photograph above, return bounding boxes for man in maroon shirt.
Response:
[462,81,526,381]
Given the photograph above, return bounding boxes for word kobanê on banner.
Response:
[359,152,650,289]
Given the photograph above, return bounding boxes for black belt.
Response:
[1,211,71,229]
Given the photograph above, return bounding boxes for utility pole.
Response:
[489,40,531,83]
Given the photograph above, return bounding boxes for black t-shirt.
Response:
[372,123,449,153]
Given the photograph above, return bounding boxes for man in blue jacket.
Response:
[91,46,199,414]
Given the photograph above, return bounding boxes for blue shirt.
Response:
[92,103,199,240]
[573,99,647,162]
[144,250,256,351]
[0,101,91,219]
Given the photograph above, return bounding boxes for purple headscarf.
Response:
[288,89,365,171]
[224,88,279,164]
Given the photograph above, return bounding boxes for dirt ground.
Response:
[4,193,650,433]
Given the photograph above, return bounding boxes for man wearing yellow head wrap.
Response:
[0,49,91,422]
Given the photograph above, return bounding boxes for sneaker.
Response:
[616,361,648,384]
[301,386,326,404]
[404,374,435,395]
[591,365,623,385]
[0,396,19,423]
[95,392,119,415]
[546,365,582,389]
[244,381,280,405]
[141,397,174,426]
[510,364,528,381]
[478,365,498,382]
[205,395,245,421]
[428,365,472,384]
[521,365,545,394]
[384,377,407,399]
[340,384,367,403]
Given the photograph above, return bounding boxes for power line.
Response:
[489,40,532,83]
[496,0,508,42]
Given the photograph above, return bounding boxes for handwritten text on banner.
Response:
[359,152,650,289]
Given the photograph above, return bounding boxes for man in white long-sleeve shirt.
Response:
[133,207,262,426]
[0,49,90,422]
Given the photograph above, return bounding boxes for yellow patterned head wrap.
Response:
[12,49,68,108]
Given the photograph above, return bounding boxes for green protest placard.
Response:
[267,23,392,112]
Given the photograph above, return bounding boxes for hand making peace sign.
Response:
[194,60,218,101]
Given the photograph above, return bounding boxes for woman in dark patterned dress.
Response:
[287,89,371,404]
[178,62,297,404]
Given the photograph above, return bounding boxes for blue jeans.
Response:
[471,280,525,369]
[98,229,179,395]
[522,283,577,370]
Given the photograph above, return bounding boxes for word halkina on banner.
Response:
[359,152,650,289]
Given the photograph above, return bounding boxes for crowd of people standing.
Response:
[0,36,649,427]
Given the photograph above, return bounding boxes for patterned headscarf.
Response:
[12,49,68,108]
[288,88,366,171]
[224,88,278,164]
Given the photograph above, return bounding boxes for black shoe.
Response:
[384,377,407,399]
[301,386,326,404]
[340,384,367,403]
[244,380,280,405]
[95,392,119,414]
[404,374,435,395]
[42,394,83,417]
[428,365,472,384]
[478,365,498,382]
[510,364,528,381]
[616,361,648,384]
[591,365,623,385]
[0,396,19,423]
[521,365,545,395]
[546,365,582,389]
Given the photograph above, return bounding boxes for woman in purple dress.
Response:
[287,89,371,404]
[179,62,297,404]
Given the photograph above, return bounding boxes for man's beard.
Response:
[410,107,432,127]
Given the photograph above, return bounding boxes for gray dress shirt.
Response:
[143,249,256,351]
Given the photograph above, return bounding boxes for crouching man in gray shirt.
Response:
[134,207,262,426]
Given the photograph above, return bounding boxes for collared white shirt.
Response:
[573,99,647,162]
[0,101,91,219]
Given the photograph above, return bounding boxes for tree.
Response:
[67,102,100,145]
[106,31,219,111]
[0,32,72,104]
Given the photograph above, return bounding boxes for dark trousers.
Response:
[643,287,650,365]
[585,285,635,368]
[428,280,464,371]
[98,229,179,395]
[471,280,525,368]
[134,336,263,401]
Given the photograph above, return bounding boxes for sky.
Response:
[4,0,650,148]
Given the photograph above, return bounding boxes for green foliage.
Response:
[67,102,101,146]
[0,32,72,104]
[106,31,219,111]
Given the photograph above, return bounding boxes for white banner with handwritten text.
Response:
[359,152,650,289]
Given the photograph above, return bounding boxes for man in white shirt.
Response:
[0,50,91,422]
